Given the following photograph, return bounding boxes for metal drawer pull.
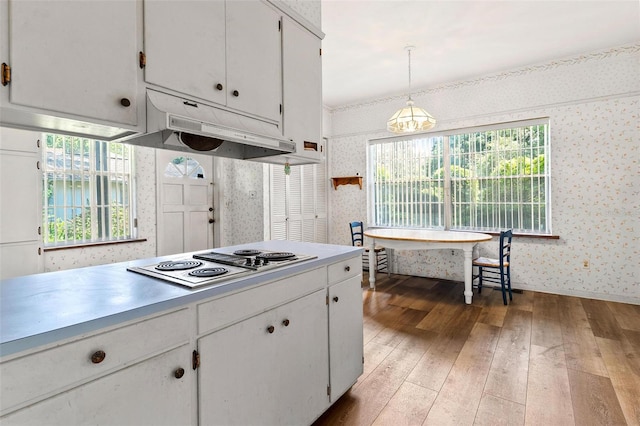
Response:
[282,319,290,327]
[174,368,185,379]
[91,350,106,364]
[267,325,275,334]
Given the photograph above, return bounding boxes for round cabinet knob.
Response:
[215,83,223,91]
[345,266,351,272]
[208,218,214,224]
[282,319,290,327]
[267,325,275,334]
[333,296,339,303]
[174,367,185,379]
[91,350,106,364]
[232,90,239,97]
[120,98,131,107]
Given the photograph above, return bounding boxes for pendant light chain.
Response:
[407,48,412,97]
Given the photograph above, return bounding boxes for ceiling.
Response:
[320,0,640,108]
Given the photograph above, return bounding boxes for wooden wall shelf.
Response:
[331,176,363,190]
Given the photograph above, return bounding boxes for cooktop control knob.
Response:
[262,258,269,265]
[245,258,252,266]
[254,258,262,267]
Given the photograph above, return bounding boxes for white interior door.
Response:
[156,151,213,256]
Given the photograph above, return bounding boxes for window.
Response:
[368,119,550,234]
[42,134,135,245]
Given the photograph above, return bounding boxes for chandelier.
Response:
[387,46,436,133]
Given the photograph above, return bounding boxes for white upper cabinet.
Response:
[143,1,226,107]
[143,0,282,123]
[265,16,323,165]
[4,0,139,129]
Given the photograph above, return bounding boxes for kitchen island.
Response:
[0,240,364,425]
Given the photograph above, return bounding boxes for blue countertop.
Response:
[0,241,362,357]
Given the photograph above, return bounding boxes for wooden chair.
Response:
[349,221,389,276]
[472,229,513,305]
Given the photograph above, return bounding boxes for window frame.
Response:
[42,134,137,247]
[367,118,551,235]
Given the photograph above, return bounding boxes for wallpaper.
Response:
[216,158,266,247]
[328,44,640,304]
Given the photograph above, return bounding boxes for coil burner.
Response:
[155,260,203,271]
[233,249,263,256]
[256,252,295,261]
[188,267,229,278]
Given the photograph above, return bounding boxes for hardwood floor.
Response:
[313,273,640,426]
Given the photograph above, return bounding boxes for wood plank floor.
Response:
[313,273,640,426]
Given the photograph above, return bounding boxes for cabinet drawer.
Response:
[0,308,191,415]
[328,255,362,284]
[197,267,326,335]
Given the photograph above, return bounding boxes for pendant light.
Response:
[387,46,436,133]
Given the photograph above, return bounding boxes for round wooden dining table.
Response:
[363,228,492,304]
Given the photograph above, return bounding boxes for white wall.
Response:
[327,43,640,304]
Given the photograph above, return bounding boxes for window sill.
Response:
[43,238,148,252]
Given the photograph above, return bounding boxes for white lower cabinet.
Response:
[1,343,194,426]
[328,275,364,401]
[198,288,329,426]
[0,255,363,425]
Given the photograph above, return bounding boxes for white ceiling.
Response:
[321,0,640,108]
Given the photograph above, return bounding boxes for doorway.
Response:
[156,150,214,256]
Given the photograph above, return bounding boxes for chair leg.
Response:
[477,267,483,294]
[506,267,513,301]
[500,269,508,305]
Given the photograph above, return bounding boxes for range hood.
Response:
[123,90,296,160]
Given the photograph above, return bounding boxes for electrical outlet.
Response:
[451,250,455,255]
[583,260,589,268]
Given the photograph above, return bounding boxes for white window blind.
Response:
[42,134,135,245]
[369,136,445,229]
[368,119,550,234]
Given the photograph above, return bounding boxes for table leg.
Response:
[368,240,376,289]
[463,246,474,304]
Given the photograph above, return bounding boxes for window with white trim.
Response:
[42,133,135,245]
[368,119,550,234]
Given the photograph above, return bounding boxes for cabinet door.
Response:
[144,0,226,106]
[226,1,282,122]
[0,128,43,279]
[282,17,323,161]
[0,344,195,426]
[328,275,364,401]
[8,1,138,126]
[199,289,328,425]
